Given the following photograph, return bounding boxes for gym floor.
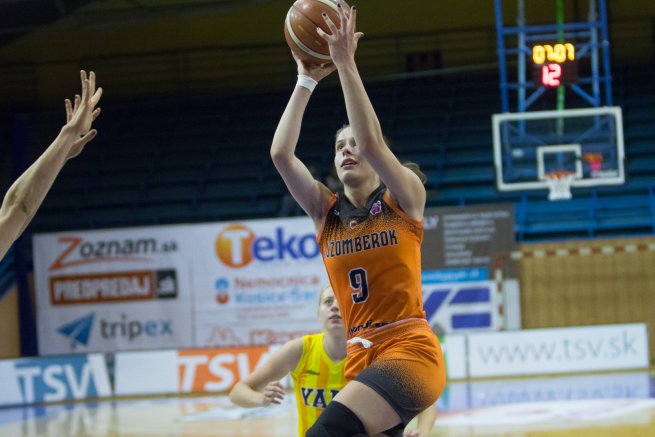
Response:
[1,369,653,436]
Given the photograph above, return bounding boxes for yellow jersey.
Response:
[290,333,346,436]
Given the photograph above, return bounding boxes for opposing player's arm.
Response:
[0,71,101,260]
[319,3,425,221]
[229,337,304,408]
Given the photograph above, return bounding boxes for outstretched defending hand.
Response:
[316,0,364,67]
[261,381,286,407]
[63,70,103,160]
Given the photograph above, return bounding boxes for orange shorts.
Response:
[345,318,446,425]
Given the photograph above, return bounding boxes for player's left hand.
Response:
[63,70,102,160]
[261,381,286,407]
[316,0,364,67]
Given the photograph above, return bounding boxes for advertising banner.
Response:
[440,334,467,380]
[188,217,328,347]
[422,204,515,272]
[420,204,516,333]
[114,350,179,396]
[33,206,515,354]
[178,346,276,393]
[468,323,650,377]
[423,281,501,334]
[114,346,278,396]
[33,226,194,354]
[0,354,111,406]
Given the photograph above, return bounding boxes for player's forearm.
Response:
[1,127,76,237]
[270,86,312,164]
[229,382,266,408]
[336,60,384,153]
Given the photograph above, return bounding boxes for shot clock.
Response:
[532,42,579,87]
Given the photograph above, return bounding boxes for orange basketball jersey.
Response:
[317,185,426,338]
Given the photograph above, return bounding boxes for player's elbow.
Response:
[270,148,296,172]
[1,196,31,223]
[228,384,241,405]
[270,145,291,165]
[0,202,30,246]
[229,382,250,407]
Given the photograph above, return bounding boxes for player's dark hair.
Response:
[334,124,427,185]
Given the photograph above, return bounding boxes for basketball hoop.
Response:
[545,171,574,201]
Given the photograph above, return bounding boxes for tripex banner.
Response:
[33,226,194,354]
[189,217,328,347]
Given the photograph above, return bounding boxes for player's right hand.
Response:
[292,51,336,82]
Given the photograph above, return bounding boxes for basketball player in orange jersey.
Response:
[229,285,437,437]
[270,1,446,436]
[0,70,102,260]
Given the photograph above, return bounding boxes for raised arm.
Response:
[230,337,303,408]
[318,2,426,221]
[0,70,102,259]
[270,56,336,228]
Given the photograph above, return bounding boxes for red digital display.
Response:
[532,43,579,88]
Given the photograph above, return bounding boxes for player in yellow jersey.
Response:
[229,286,438,437]
[270,1,445,436]
[230,285,346,436]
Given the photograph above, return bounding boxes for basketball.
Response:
[284,0,340,65]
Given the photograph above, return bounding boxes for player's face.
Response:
[334,126,376,186]
[318,286,343,334]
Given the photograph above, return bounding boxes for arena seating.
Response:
[23,65,655,241]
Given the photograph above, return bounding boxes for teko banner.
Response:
[188,217,329,347]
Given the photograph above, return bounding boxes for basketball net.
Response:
[545,171,574,201]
